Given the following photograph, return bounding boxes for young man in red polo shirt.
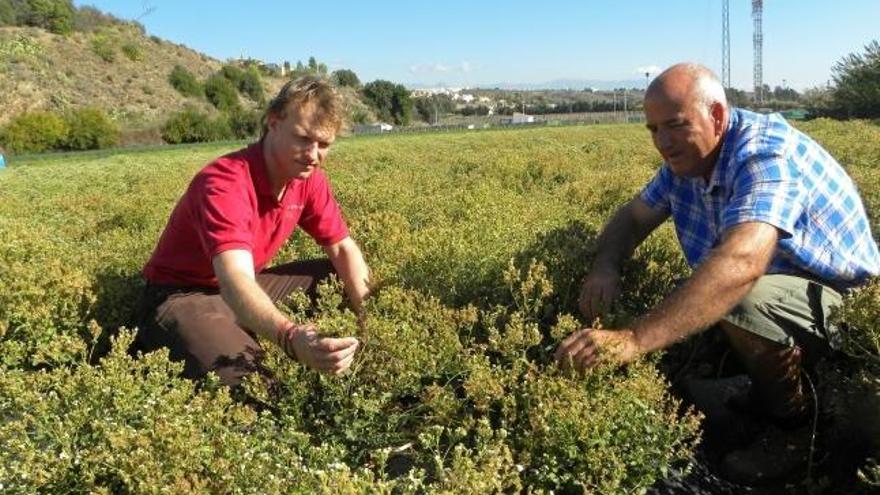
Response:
[137,76,370,386]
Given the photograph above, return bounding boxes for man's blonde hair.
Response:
[261,76,345,136]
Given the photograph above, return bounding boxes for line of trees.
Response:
[826,40,880,118]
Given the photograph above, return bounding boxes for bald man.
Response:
[555,63,879,483]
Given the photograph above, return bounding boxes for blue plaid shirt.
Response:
[640,108,880,291]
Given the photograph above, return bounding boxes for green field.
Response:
[1,121,878,493]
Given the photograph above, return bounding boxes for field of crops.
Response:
[1,120,878,493]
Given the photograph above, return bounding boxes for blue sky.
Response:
[76,1,879,91]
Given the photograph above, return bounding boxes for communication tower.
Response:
[752,0,764,104]
[722,0,730,89]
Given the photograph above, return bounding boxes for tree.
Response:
[414,94,455,123]
[25,0,74,34]
[831,40,880,118]
[363,80,413,126]
[802,86,835,118]
[0,0,19,25]
[332,69,360,88]
[724,87,751,108]
[772,86,800,102]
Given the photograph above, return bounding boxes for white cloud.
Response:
[409,61,471,75]
[636,65,661,75]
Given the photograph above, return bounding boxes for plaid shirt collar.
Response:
[704,108,742,194]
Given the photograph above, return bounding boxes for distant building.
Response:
[510,112,535,124]
[352,122,394,134]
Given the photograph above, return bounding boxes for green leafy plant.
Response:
[62,107,120,150]
[160,107,232,144]
[90,33,115,62]
[0,120,876,492]
[168,65,203,98]
[0,110,68,153]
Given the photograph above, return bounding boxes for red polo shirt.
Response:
[143,141,349,287]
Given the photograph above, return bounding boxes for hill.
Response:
[0,23,223,128]
[0,22,374,145]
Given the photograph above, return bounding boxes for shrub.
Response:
[239,67,264,102]
[220,64,263,102]
[168,65,202,98]
[90,33,115,62]
[160,107,232,144]
[0,110,67,153]
[227,107,260,139]
[219,64,245,87]
[120,41,142,62]
[1,121,877,492]
[204,74,239,111]
[332,69,361,88]
[62,107,119,150]
[0,1,17,26]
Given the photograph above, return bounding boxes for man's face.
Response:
[644,96,723,179]
[265,103,336,183]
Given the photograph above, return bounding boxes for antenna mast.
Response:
[722,0,730,89]
[752,0,764,104]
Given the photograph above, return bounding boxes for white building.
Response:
[511,112,535,124]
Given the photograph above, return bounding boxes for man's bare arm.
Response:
[592,197,669,272]
[212,250,358,373]
[632,221,779,353]
[213,249,289,341]
[580,197,669,319]
[322,236,371,311]
[559,221,779,371]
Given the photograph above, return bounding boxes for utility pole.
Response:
[612,91,617,121]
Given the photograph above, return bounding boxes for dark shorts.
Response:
[722,274,843,352]
[134,259,334,386]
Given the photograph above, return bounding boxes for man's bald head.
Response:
[646,63,728,114]
[642,63,730,179]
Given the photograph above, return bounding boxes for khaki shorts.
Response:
[723,274,843,351]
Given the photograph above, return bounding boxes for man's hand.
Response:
[578,268,622,321]
[554,328,641,373]
[280,324,359,375]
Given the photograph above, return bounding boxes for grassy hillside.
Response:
[0,22,374,147]
[0,24,222,126]
[0,122,878,493]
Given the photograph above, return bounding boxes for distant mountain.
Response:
[406,78,648,91]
